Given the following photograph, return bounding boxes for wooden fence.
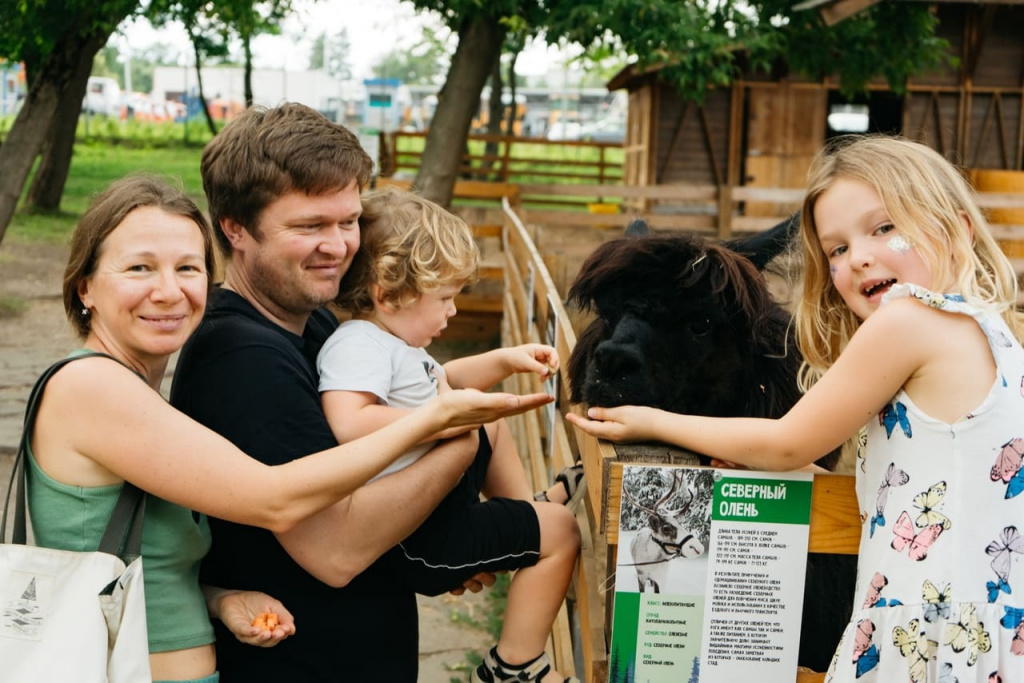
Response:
[378,131,624,189]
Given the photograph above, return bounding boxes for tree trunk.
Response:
[482,50,503,179]
[414,14,505,207]
[0,28,109,244]
[504,50,519,137]
[27,50,95,211]
[243,35,254,107]
[190,36,218,137]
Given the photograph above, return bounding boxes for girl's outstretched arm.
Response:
[568,298,942,470]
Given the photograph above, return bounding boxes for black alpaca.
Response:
[566,217,854,671]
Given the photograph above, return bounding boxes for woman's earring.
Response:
[82,307,89,316]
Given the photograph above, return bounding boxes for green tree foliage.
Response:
[148,0,292,125]
[398,0,953,205]
[549,0,951,101]
[0,0,140,240]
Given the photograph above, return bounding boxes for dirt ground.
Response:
[0,238,491,682]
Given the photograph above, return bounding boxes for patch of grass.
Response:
[443,572,511,681]
[448,649,484,681]
[8,145,204,244]
[481,572,510,641]
[0,294,28,318]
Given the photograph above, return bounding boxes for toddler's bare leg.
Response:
[481,419,533,501]
[481,419,577,505]
[494,502,580,682]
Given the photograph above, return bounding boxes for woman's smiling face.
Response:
[78,205,208,366]
[814,177,934,321]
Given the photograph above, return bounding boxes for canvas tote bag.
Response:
[0,355,152,682]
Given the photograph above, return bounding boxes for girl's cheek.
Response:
[830,265,838,280]
[887,235,912,255]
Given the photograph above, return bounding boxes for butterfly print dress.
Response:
[826,284,1024,683]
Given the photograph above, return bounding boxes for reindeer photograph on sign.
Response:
[610,465,813,683]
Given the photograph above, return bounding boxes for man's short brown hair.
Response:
[201,103,373,253]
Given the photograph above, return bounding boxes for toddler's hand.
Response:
[506,343,559,379]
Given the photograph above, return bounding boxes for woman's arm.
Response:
[568,299,937,470]
[34,355,551,533]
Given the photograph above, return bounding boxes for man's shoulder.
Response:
[192,289,281,345]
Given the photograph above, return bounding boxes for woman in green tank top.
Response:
[26,175,552,681]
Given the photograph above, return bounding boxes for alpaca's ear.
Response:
[725,211,799,270]
[625,219,649,237]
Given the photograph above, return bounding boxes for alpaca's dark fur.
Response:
[567,220,838,471]
[566,218,853,671]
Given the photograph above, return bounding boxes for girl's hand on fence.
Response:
[566,405,658,442]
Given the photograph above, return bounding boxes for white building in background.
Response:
[151,65,358,122]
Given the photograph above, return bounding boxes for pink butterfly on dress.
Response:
[891,511,943,561]
[863,573,887,608]
[993,439,1024,482]
[853,619,875,661]
[991,439,1024,499]
[1012,621,1024,656]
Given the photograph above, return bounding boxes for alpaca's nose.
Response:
[594,315,651,375]
[594,340,643,375]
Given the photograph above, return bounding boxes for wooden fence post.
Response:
[717,184,733,240]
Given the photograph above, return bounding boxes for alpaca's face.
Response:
[567,234,770,418]
[574,265,748,415]
[566,225,841,472]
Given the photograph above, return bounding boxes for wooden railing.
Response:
[375,175,1024,243]
[500,195,617,682]
[378,131,624,188]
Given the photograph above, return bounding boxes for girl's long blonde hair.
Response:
[796,135,1023,390]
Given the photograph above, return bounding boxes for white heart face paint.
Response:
[887,234,912,255]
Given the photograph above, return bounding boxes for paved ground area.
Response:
[0,238,493,681]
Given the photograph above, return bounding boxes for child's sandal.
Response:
[471,646,580,682]
[533,463,586,511]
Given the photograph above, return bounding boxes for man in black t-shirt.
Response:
[171,103,487,681]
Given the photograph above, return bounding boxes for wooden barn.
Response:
[608,0,1024,217]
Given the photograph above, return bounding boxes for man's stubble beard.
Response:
[248,248,340,318]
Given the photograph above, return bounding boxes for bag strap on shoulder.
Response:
[1,352,147,561]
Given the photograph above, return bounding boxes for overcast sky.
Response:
[119,0,571,79]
